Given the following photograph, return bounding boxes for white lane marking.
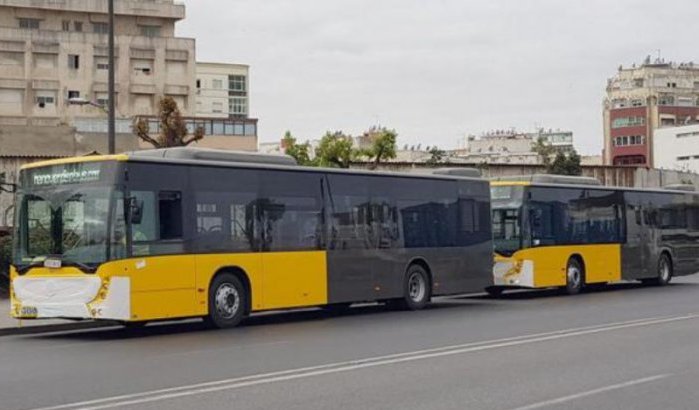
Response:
[508,374,671,410]
[25,313,699,410]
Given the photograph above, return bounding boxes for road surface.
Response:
[2,276,699,410]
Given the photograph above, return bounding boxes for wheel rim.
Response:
[408,271,426,302]
[660,258,671,282]
[215,283,240,320]
[567,264,581,289]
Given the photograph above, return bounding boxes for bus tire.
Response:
[121,321,147,329]
[395,264,431,310]
[485,286,505,298]
[645,254,673,286]
[564,257,584,295]
[205,274,247,329]
[322,303,352,314]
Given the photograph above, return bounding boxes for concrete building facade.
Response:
[0,0,195,126]
[653,124,699,174]
[603,59,699,167]
[452,128,575,164]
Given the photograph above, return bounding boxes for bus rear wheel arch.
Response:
[204,270,250,329]
[564,256,585,295]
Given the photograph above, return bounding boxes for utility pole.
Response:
[107,0,116,154]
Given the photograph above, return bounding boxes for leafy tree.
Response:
[532,136,556,167]
[361,126,398,169]
[133,97,204,148]
[426,147,447,166]
[315,131,356,168]
[281,131,314,166]
[548,150,583,176]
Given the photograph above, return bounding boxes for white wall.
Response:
[654,124,699,174]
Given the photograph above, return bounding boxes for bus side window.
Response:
[159,191,182,240]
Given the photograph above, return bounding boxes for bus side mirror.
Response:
[127,198,144,225]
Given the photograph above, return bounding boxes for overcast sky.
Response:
[178,0,699,154]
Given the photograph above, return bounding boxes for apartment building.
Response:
[0,0,196,127]
[195,62,249,119]
[603,58,699,167]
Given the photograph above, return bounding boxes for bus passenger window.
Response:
[159,191,182,240]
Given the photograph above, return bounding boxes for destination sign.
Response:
[24,162,110,187]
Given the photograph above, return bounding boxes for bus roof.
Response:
[492,179,699,196]
[20,148,487,184]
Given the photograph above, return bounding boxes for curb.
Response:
[0,320,116,337]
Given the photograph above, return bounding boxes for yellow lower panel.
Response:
[194,253,263,314]
[262,251,328,310]
[507,244,622,288]
[131,289,198,321]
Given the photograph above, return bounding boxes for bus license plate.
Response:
[20,306,38,318]
[44,259,62,269]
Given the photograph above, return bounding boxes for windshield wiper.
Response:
[15,258,98,275]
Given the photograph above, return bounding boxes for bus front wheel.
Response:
[564,258,584,295]
[205,274,247,329]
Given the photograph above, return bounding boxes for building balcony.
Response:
[0,0,185,20]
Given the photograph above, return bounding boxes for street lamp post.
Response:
[107,0,116,154]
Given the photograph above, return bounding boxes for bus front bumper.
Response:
[11,276,131,321]
[493,259,535,288]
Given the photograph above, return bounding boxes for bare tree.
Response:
[133,97,204,148]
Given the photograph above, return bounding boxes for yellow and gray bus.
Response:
[11,148,493,328]
[489,175,699,296]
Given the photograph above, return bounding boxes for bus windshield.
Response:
[13,162,125,272]
[490,185,525,256]
[492,207,522,256]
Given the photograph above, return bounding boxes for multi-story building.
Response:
[452,128,575,164]
[0,0,195,126]
[195,62,249,119]
[653,124,699,173]
[0,0,259,230]
[603,58,699,167]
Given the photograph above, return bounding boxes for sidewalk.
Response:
[0,297,109,335]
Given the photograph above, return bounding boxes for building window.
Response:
[614,135,645,146]
[228,75,246,92]
[661,118,676,126]
[611,116,645,129]
[139,25,161,37]
[95,57,110,70]
[658,95,674,106]
[18,18,41,30]
[35,94,55,107]
[213,79,223,89]
[74,21,83,32]
[95,92,114,107]
[229,97,247,116]
[68,54,80,69]
[196,79,201,89]
[212,102,223,113]
[631,99,644,107]
[67,90,80,99]
[132,60,153,75]
[62,20,71,31]
[93,23,109,34]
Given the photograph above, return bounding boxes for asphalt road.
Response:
[2,276,699,410]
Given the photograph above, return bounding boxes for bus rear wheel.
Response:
[393,264,431,310]
[205,274,247,329]
[564,258,584,295]
[644,254,673,286]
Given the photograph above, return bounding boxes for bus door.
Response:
[622,193,651,279]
